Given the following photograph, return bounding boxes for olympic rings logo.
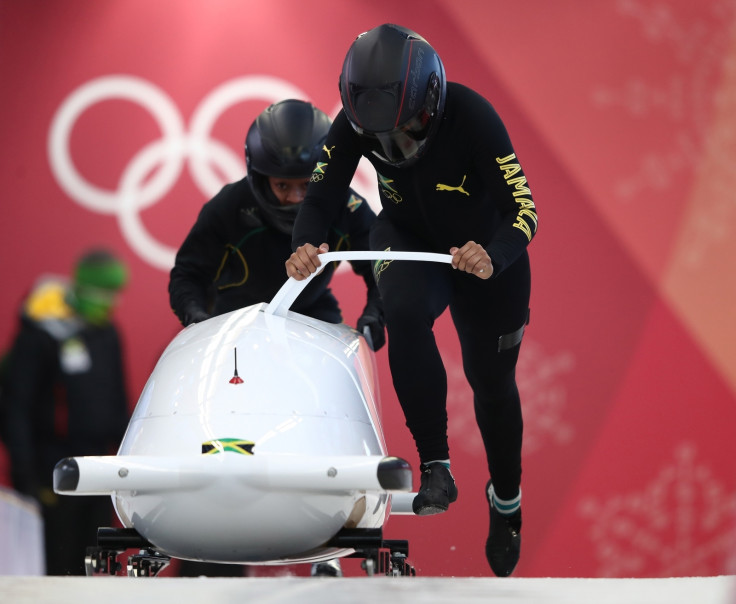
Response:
[381,188,403,204]
[48,74,378,271]
[309,173,324,182]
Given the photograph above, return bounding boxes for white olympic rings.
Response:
[48,74,377,271]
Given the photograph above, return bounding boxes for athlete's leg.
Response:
[370,219,453,462]
[449,252,530,501]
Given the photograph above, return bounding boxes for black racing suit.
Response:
[1,279,129,575]
[293,83,537,501]
[169,176,381,326]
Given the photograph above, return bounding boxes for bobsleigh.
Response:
[53,251,452,577]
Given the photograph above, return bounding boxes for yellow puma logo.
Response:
[323,145,335,159]
[436,175,469,196]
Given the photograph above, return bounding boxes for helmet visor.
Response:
[347,71,441,166]
[356,109,432,166]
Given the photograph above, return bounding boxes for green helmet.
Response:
[71,249,128,324]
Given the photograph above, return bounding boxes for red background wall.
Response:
[1,0,735,578]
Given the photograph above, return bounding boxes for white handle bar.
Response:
[265,251,453,318]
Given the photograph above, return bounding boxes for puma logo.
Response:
[436,175,469,196]
[323,145,335,159]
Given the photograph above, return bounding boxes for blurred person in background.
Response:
[0,249,130,575]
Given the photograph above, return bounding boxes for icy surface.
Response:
[0,575,733,604]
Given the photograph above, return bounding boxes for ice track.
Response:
[0,575,734,604]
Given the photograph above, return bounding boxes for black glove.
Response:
[182,303,211,326]
[357,305,386,352]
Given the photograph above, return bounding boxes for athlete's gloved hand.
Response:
[182,303,211,326]
[357,304,386,352]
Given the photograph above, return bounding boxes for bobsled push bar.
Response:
[266,251,453,318]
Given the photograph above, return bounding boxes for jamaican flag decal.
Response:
[202,438,255,455]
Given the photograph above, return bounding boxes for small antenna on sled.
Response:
[229,347,244,384]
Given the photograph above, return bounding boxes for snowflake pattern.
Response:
[579,443,736,577]
[592,0,736,267]
[517,340,576,455]
[446,338,575,457]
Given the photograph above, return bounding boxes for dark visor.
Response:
[348,73,440,166]
[354,110,431,165]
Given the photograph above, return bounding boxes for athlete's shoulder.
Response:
[331,109,353,130]
[443,81,508,143]
[447,81,496,113]
[326,110,361,146]
[215,176,252,202]
[202,176,254,214]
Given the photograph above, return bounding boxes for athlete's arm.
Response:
[292,111,363,251]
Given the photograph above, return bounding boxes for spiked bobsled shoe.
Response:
[412,462,458,515]
[485,480,522,576]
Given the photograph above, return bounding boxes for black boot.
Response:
[485,481,521,576]
[412,462,458,515]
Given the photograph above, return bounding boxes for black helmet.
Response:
[339,24,446,167]
[245,99,331,234]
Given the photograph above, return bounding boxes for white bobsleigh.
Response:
[53,251,452,576]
